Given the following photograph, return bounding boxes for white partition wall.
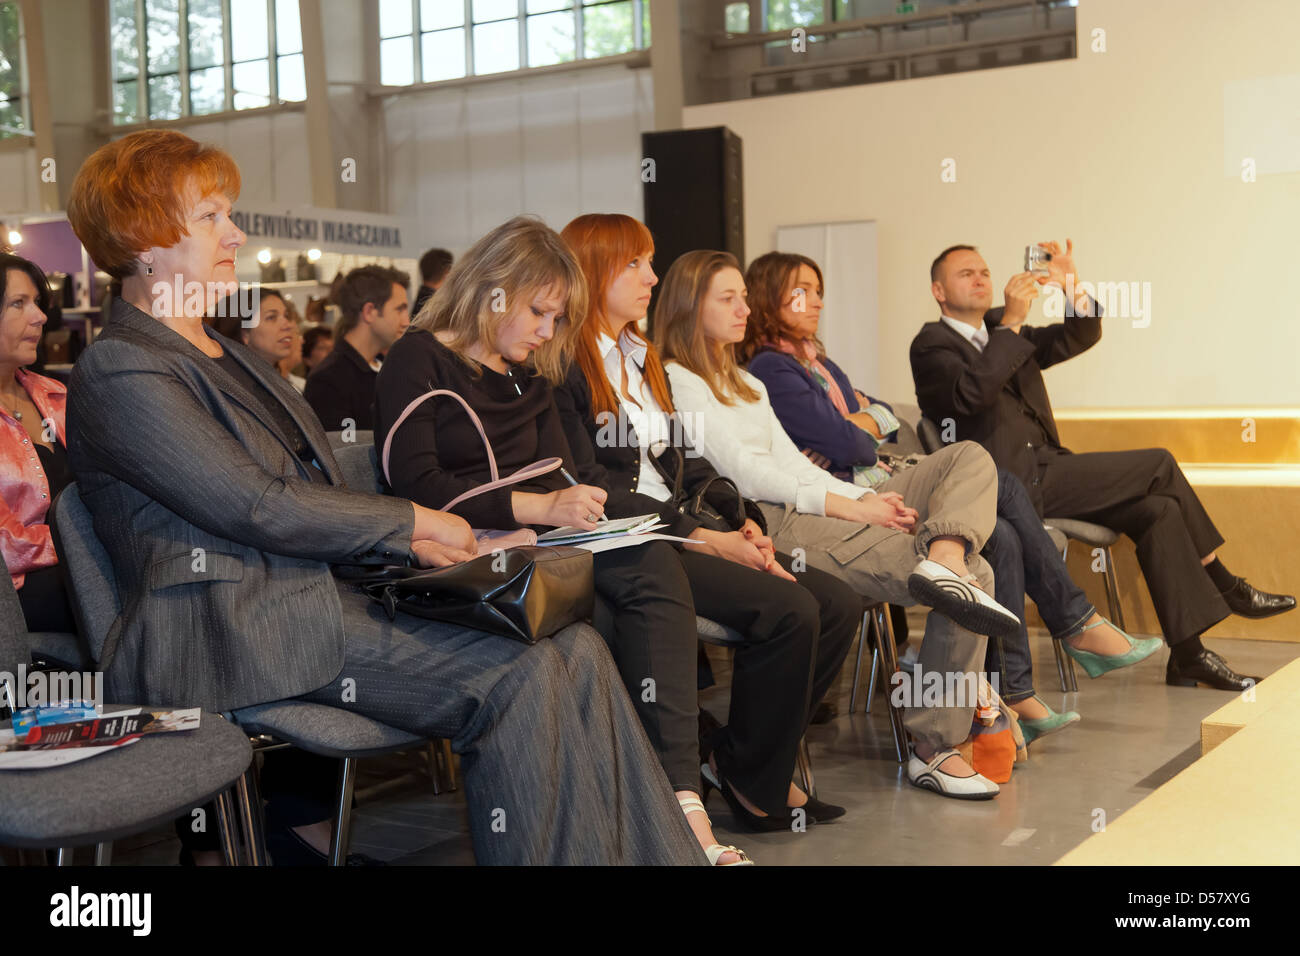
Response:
[775,220,882,398]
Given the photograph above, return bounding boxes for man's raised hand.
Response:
[1002,272,1041,328]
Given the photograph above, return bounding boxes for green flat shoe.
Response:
[1016,695,1080,746]
[1062,618,1163,678]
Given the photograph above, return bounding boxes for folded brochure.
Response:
[536,513,662,546]
[0,706,202,770]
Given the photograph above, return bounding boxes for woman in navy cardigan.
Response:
[744,319,892,474]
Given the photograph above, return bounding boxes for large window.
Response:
[766,0,825,31]
[111,0,305,124]
[379,0,650,87]
[0,2,26,139]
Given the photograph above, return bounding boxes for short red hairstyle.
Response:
[560,213,674,418]
[67,130,241,279]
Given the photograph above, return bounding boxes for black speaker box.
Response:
[641,126,744,328]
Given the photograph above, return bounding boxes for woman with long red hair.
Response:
[555,213,861,834]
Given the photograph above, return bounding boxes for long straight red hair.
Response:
[560,213,675,418]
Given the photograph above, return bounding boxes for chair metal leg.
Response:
[329,757,358,867]
[1103,546,1127,631]
[426,741,443,795]
[865,645,880,715]
[848,607,871,714]
[93,842,113,866]
[55,847,75,865]
[235,762,268,866]
[863,605,883,713]
[440,738,457,792]
[795,735,816,799]
[1054,540,1080,691]
[1051,637,1079,693]
[874,604,908,763]
[213,787,241,866]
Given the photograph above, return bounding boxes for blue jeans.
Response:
[982,469,1095,703]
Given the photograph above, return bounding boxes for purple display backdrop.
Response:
[18,220,92,275]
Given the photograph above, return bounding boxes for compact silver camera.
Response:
[1024,245,1053,274]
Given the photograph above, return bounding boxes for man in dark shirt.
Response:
[909,241,1293,691]
[412,248,453,319]
[305,265,410,432]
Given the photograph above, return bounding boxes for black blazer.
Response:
[552,365,766,538]
[908,305,1102,510]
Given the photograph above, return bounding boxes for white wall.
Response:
[180,111,314,208]
[683,0,1300,410]
[0,149,40,215]
[382,64,655,253]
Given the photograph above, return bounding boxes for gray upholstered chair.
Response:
[50,483,443,866]
[695,617,818,798]
[0,551,251,865]
[915,416,1126,692]
[334,441,384,494]
[325,429,374,452]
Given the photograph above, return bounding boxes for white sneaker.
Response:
[907,558,1022,638]
[907,748,999,800]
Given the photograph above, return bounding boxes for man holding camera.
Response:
[908,241,1293,691]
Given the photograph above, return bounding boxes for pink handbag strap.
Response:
[380,388,562,511]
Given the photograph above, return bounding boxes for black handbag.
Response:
[651,444,745,533]
[364,386,595,644]
[361,545,593,644]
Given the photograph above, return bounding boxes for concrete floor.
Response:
[109,623,1297,867]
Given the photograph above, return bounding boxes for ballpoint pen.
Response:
[558,466,607,521]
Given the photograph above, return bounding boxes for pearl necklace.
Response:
[1,389,23,421]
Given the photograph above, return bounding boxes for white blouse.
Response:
[665,361,871,517]
[596,328,674,503]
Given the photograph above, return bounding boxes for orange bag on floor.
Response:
[954,678,1027,784]
[968,713,1018,783]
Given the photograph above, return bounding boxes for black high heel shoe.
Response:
[794,794,846,822]
[701,762,814,833]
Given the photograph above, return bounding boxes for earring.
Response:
[145,264,153,276]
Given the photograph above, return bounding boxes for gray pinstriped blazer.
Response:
[66,298,414,712]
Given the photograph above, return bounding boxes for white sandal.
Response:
[678,794,755,866]
[906,748,999,800]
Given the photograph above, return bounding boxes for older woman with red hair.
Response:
[62,129,704,866]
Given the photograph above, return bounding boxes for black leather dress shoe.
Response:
[1221,577,1296,619]
[1166,648,1261,691]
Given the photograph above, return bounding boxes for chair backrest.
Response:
[917,417,944,454]
[326,429,374,452]
[881,401,925,456]
[49,485,123,664]
[0,551,31,677]
[333,442,383,494]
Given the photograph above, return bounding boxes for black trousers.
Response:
[1037,447,1228,644]
[591,541,702,794]
[678,549,858,814]
[18,565,76,635]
